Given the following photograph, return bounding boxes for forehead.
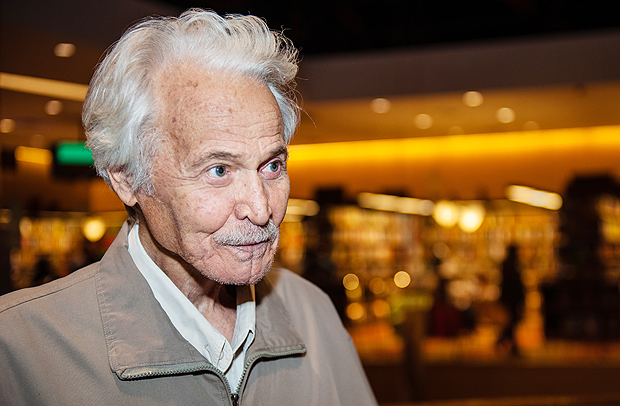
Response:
[152,64,284,152]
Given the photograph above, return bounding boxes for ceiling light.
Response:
[415,113,433,129]
[358,192,434,215]
[284,198,320,222]
[0,72,88,101]
[523,120,540,130]
[370,98,391,114]
[0,118,16,133]
[14,146,53,165]
[496,107,516,123]
[458,203,486,233]
[432,200,459,228]
[462,91,484,107]
[44,100,63,115]
[54,43,76,58]
[505,185,563,210]
[288,126,620,162]
[286,199,320,216]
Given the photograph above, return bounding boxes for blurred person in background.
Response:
[0,9,377,405]
[497,244,526,356]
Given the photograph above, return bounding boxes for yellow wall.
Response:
[288,126,620,200]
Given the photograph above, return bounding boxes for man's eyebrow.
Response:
[187,150,241,172]
[204,151,242,161]
[271,146,289,160]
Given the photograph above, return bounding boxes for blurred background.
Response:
[3,0,620,404]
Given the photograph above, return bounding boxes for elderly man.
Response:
[0,9,377,405]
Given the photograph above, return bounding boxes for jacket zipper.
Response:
[120,362,213,379]
[232,347,306,405]
[124,362,241,405]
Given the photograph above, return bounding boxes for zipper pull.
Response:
[231,393,239,406]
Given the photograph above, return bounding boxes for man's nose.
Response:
[234,172,271,225]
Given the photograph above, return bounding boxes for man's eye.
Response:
[207,165,227,177]
[266,161,280,172]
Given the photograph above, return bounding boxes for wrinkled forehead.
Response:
[151,63,284,151]
[153,64,259,113]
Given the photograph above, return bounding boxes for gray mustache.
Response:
[213,220,279,246]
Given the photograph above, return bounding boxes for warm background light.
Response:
[343,273,360,291]
[432,200,459,228]
[290,126,620,162]
[358,192,434,216]
[82,217,106,242]
[414,113,433,129]
[496,107,516,123]
[284,198,320,222]
[53,43,76,58]
[14,146,52,165]
[506,185,563,210]
[370,98,391,114]
[458,202,486,233]
[0,72,88,101]
[462,90,484,107]
[393,271,411,289]
[44,100,63,115]
[369,277,386,295]
[346,302,365,321]
[288,125,620,200]
[0,118,16,133]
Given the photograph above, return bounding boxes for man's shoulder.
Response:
[261,267,340,324]
[0,262,99,314]
[265,267,313,287]
[264,267,331,302]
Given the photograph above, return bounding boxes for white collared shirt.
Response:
[127,223,255,391]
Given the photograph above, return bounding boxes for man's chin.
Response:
[202,254,275,286]
[211,268,271,286]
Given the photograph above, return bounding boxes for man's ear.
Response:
[107,170,138,207]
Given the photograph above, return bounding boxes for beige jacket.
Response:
[0,222,377,405]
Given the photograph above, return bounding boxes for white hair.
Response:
[82,9,300,194]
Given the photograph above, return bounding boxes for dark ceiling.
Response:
[2,0,620,153]
[2,0,620,205]
[161,0,620,55]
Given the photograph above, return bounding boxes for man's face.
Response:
[134,65,290,285]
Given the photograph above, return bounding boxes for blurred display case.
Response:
[278,197,562,359]
[10,211,126,289]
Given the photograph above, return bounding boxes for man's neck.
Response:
[137,220,238,342]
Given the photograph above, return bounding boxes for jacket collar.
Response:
[96,221,305,380]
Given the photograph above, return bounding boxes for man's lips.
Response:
[225,240,270,253]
